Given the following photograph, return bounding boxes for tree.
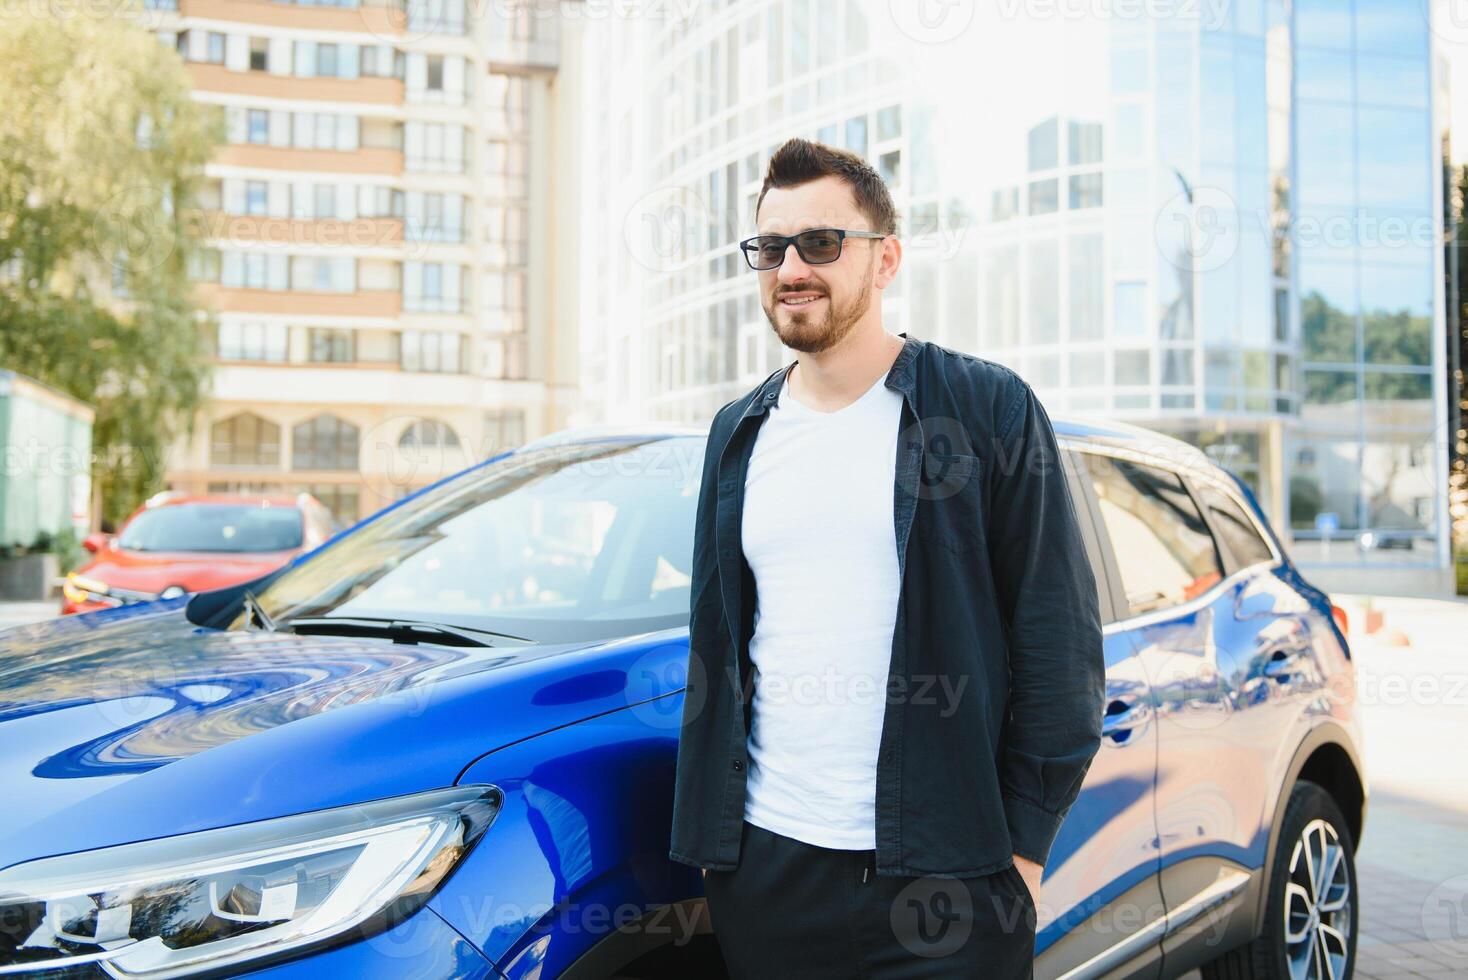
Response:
[0,9,221,526]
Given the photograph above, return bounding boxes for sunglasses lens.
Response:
[745,238,786,270]
[795,230,842,263]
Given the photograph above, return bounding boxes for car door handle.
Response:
[1102,697,1152,744]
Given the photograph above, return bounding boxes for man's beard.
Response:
[763,261,874,355]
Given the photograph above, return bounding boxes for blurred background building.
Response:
[579,0,1454,595]
[147,0,581,526]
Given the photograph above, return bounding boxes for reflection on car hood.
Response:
[0,599,690,870]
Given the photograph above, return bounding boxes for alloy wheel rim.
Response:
[1283,817,1353,980]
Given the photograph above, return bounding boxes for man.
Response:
[668,138,1105,978]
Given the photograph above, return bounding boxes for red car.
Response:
[61,492,337,615]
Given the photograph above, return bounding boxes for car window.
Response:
[1089,455,1225,617]
[1061,449,1114,625]
[119,504,304,553]
[1197,485,1275,572]
[239,438,702,645]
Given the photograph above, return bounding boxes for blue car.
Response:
[0,420,1364,980]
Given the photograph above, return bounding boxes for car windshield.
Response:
[235,437,704,645]
[119,503,304,553]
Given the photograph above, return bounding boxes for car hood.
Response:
[0,600,689,870]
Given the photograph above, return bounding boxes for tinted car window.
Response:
[1198,485,1275,571]
[239,438,703,645]
[119,504,304,553]
[1090,456,1224,617]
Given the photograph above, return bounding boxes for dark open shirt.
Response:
[668,332,1105,877]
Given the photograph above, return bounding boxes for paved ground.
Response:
[1176,592,1468,979]
[0,600,57,633]
[3,593,1467,978]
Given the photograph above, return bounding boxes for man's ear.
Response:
[875,235,902,289]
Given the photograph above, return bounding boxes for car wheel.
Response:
[1201,779,1358,980]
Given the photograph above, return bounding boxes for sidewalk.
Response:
[1326,593,1468,978]
[0,600,59,634]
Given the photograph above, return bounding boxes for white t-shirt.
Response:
[740,365,904,849]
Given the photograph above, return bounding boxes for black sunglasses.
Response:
[739,228,888,271]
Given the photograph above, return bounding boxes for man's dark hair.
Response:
[754,137,898,236]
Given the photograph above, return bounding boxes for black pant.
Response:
[702,819,1036,979]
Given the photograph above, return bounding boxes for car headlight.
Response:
[62,573,111,605]
[0,785,502,978]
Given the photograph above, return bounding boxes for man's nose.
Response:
[776,243,812,283]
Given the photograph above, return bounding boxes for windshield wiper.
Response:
[284,616,530,648]
[241,589,277,632]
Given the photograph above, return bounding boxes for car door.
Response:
[1032,447,1164,980]
[1085,453,1267,967]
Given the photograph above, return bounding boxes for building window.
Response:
[211,413,282,467]
[399,418,461,450]
[1068,120,1103,165]
[358,186,405,218]
[247,109,269,144]
[483,204,527,265]
[290,256,356,293]
[218,322,287,361]
[309,328,354,363]
[222,250,289,290]
[405,122,466,173]
[482,409,525,456]
[1028,178,1059,215]
[1069,172,1103,209]
[249,37,269,71]
[407,192,464,243]
[399,330,463,372]
[245,180,268,216]
[403,262,464,312]
[426,54,444,91]
[292,415,360,471]
[206,31,225,64]
[362,46,401,78]
[407,0,467,36]
[481,270,526,333]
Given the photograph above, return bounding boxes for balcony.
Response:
[197,284,402,318]
[198,212,405,250]
[187,63,404,107]
[208,361,481,408]
[179,0,405,37]
[215,144,404,176]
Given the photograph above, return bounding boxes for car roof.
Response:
[140,492,311,510]
[522,418,1221,481]
[521,418,1202,454]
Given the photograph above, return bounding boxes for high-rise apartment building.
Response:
[580,0,1453,595]
[147,0,579,526]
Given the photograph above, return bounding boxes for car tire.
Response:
[1201,779,1358,980]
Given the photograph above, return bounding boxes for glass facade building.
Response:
[578,0,1451,593]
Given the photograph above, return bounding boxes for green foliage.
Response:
[0,10,221,526]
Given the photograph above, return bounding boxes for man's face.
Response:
[753,175,888,355]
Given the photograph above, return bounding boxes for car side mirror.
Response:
[82,532,110,553]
